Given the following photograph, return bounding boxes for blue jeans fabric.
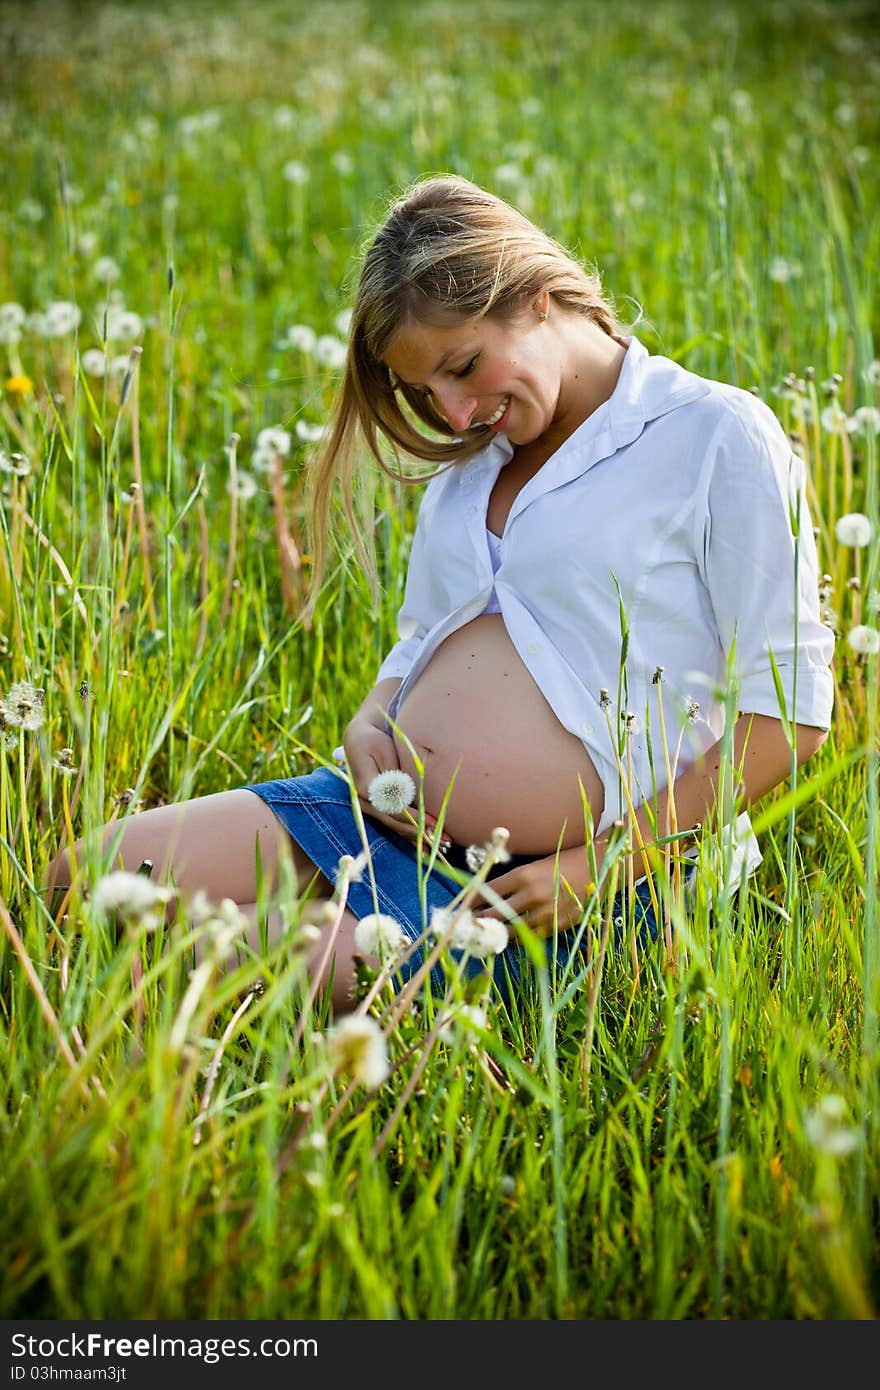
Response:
[244,765,694,1005]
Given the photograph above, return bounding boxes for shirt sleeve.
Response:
[696,394,835,730]
[374,493,440,683]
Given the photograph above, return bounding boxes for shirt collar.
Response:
[606,335,713,451]
[461,335,714,503]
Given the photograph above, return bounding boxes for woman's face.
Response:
[383,299,563,446]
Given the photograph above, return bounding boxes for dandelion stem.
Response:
[0,896,90,1101]
[129,362,158,629]
[17,730,34,884]
[220,432,240,624]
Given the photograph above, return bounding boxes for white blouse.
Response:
[376,336,835,883]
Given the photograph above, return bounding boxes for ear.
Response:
[530,289,550,321]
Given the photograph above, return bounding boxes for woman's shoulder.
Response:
[674,370,790,462]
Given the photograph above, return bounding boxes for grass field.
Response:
[1,0,878,1319]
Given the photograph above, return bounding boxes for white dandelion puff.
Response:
[314,334,347,369]
[334,308,353,336]
[769,257,803,284]
[294,420,327,443]
[865,361,880,385]
[105,308,143,341]
[465,844,488,873]
[330,150,354,176]
[847,625,880,655]
[684,696,701,723]
[334,850,369,887]
[821,403,855,435]
[430,906,509,958]
[273,106,296,130]
[285,324,317,353]
[81,348,107,377]
[852,406,880,436]
[227,469,257,500]
[3,681,45,732]
[18,199,44,223]
[44,301,82,337]
[353,912,409,960]
[367,769,416,815]
[283,159,310,184]
[93,256,121,283]
[0,302,26,332]
[52,747,77,775]
[835,512,874,547]
[91,869,173,926]
[804,1094,859,1157]
[256,426,291,456]
[327,1014,389,1088]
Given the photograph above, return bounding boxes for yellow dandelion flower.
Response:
[5,374,33,394]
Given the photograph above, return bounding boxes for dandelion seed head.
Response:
[105,308,143,341]
[251,445,277,474]
[283,159,310,184]
[431,907,509,958]
[327,1013,389,1088]
[294,420,327,443]
[93,256,121,283]
[228,470,258,501]
[847,624,880,655]
[314,334,347,370]
[256,426,291,457]
[285,324,317,353]
[465,843,488,873]
[91,869,172,926]
[804,1094,859,1157]
[853,406,880,435]
[334,850,369,886]
[81,348,107,377]
[0,302,26,332]
[53,747,77,774]
[353,912,409,960]
[835,512,874,547]
[367,768,415,814]
[3,681,45,731]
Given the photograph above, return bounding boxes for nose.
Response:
[434,384,477,432]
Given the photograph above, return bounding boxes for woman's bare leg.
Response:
[44,789,371,1012]
[237,901,371,1013]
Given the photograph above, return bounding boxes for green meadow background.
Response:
[1,0,878,1319]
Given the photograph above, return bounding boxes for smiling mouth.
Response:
[473,395,511,429]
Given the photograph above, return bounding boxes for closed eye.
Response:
[454,354,479,378]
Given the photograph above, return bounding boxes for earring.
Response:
[538,310,547,322]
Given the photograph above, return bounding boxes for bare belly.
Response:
[391,613,605,854]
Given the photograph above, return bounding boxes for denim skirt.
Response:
[243,765,694,1005]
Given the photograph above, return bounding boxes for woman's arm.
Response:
[602,711,828,882]
[479,713,828,932]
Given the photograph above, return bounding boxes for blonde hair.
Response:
[301,173,623,623]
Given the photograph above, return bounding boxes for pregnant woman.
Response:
[46,175,835,1010]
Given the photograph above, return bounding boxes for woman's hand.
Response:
[342,717,400,799]
[475,847,592,937]
[342,717,425,845]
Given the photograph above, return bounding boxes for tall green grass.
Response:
[0,0,878,1318]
